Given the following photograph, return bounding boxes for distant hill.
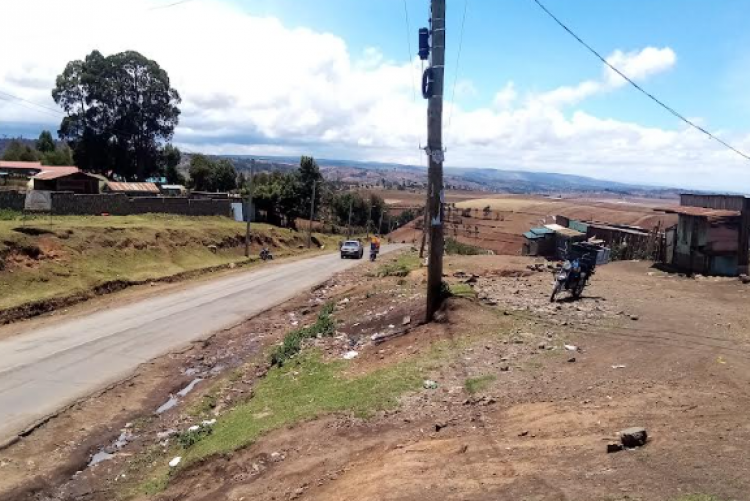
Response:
[223,155,679,197]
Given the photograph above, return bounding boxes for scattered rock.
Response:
[607,442,623,453]
[740,274,750,284]
[568,357,576,363]
[620,427,648,448]
[402,315,412,326]
[169,457,182,468]
[342,350,359,360]
[435,422,448,432]
[519,431,529,437]
[537,343,546,350]
[630,315,640,321]
[423,380,438,390]
[270,452,285,462]
[611,364,627,369]
[564,344,578,351]
[499,365,510,372]
[458,444,469,454]
[207,245,218,254]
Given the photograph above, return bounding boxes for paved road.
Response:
[0,246,402,443]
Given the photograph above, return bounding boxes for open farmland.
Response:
[389,195,679,255]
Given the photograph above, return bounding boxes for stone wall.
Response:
[0,191,25,211]
[0,191,233,217]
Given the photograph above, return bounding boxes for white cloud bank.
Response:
[0,0,748,190]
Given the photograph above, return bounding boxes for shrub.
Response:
[270,303,336,366]
[445,238,484,255]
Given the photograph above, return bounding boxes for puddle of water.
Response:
[88,451,114,467]
[156,395,179,414]
[177,378,202,397]
[156,378,202,414]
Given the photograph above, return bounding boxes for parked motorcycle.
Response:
[550,258,591,302]
[260,248,273,261]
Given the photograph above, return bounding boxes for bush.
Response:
[177,423,213,449]
[270,303,336,366]
[0,209,22,221]
[445,238,484,255]
[375,253,420,277]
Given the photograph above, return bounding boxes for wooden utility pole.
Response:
[425,0,446,321]
[366,201,373,238]
[244,160,255,257]
[307,181,316,248]
[347,196,354,237]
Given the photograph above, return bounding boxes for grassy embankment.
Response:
[0,212,339,314]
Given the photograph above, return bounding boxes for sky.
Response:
[1,0,750,191]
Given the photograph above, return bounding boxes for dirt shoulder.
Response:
[3,253,749,501]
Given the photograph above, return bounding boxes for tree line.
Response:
[1,132,74,166]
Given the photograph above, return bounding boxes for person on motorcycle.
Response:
[370,236,380,261]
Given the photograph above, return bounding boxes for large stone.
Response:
[620,427,648,448]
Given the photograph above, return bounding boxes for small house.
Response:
[31,169,100,194]
[106,182,160,196]
[544,224,587,259]
[522,227,555,256]
[160,184,186,196]
[660,206,741,276]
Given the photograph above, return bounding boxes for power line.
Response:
[149,0,196,11]
[0,90,64,119]
[446,0,469,133]
[530,0,750,162]
[401,0,418,104]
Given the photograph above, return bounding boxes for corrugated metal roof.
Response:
[655,207,740,218]
[33,167,81,180]
[0,161,42,169]
[530,227,555,235]
[524,231,542,240]
[108,182,160,193]
[545,224,586,238]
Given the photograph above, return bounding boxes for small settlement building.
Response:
[106,182,160,197]
[522,227,555,256]
[658,206,742,276]
[30,168,100,194]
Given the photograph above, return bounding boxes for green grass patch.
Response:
[449,282,476,298]
[464,374,496,394]
[270,303,336,366]
[127,350,424,493]
[374,252,421,277]
[445,237,485,255]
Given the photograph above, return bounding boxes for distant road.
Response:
[0,246,403,444]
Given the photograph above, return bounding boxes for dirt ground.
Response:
[2,252,750,501]
[390,195,679,255]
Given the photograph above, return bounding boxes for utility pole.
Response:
[366,201,373,238]
[244,160,255,258]
[378,208,385,236]
[347,196,353,237]
[425,0,446,321]
[307,180,316,248]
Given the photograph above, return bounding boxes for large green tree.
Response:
[297,156,323,218]
[162,144,185,185]
[35,131,55,153]
[188,154,237,192]
[52,50,181,180]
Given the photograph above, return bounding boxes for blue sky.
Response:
[232,0,750,129]
[2,0,750,189]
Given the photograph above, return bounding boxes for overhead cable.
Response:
[530,0,750,161]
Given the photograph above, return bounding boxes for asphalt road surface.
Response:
[0,246,402,444]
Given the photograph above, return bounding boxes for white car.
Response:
[340,240,364,259]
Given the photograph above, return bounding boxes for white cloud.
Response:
[492,82,517,109]
[0,1,745,190]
